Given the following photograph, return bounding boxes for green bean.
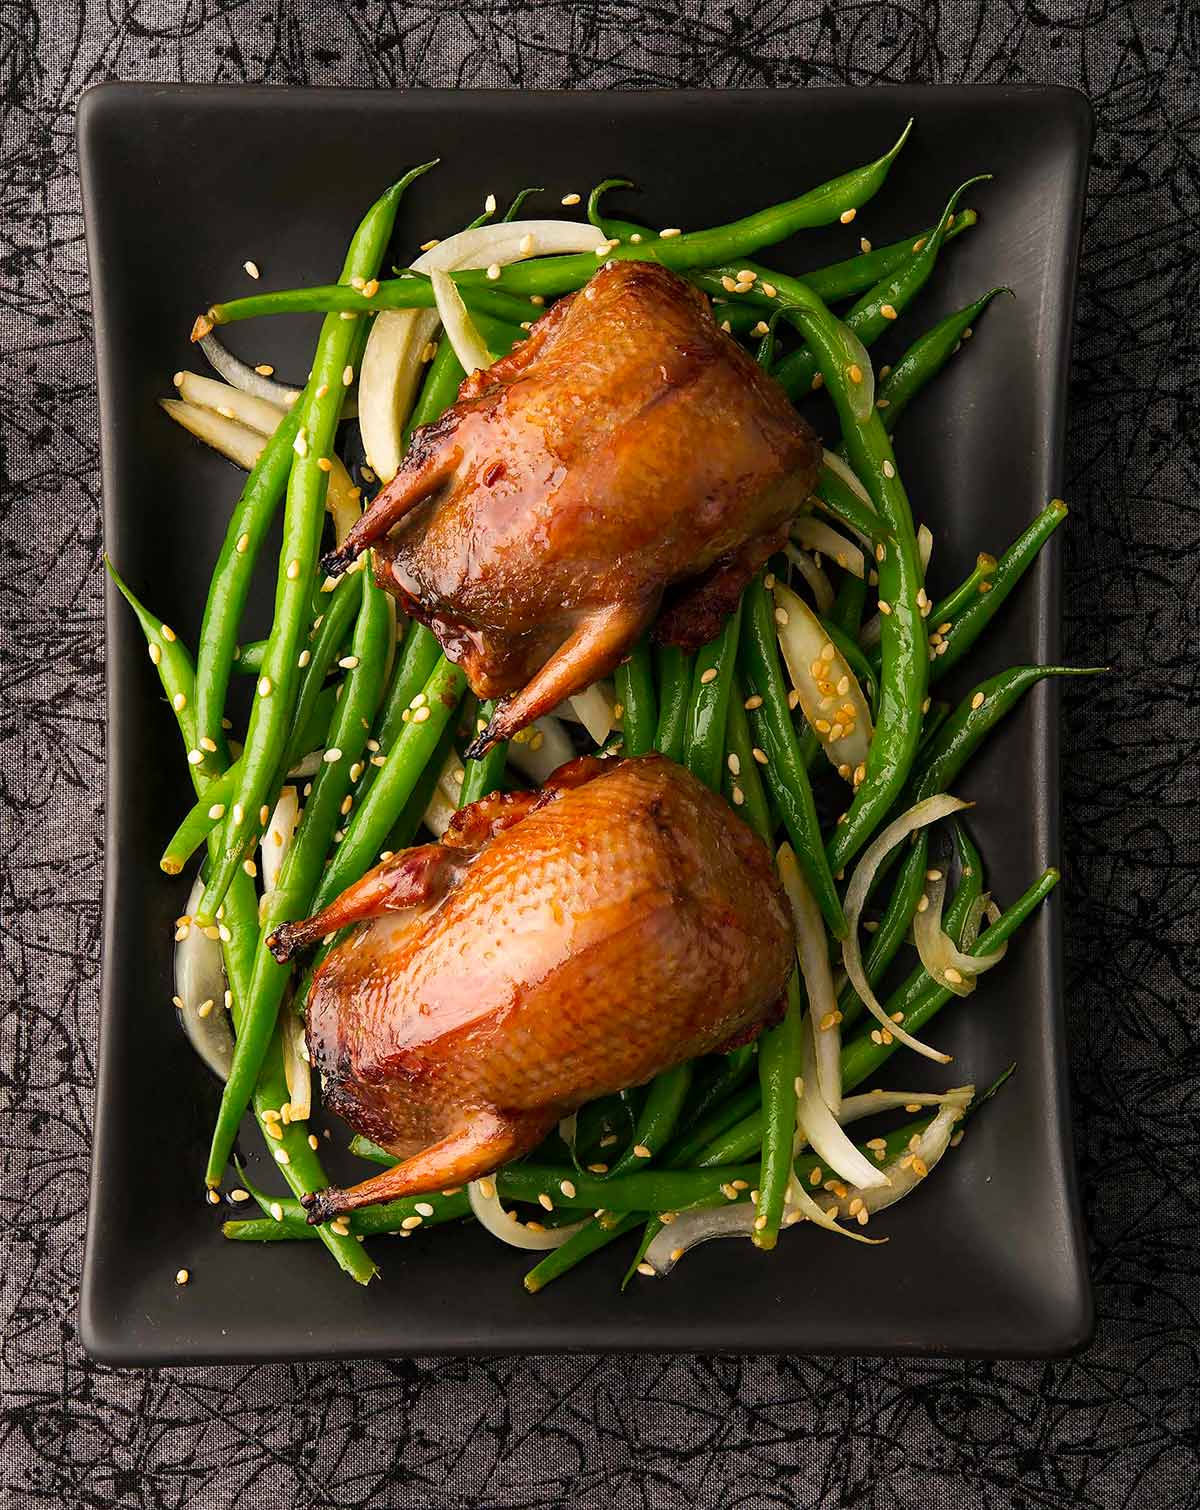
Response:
[754,972,803,1249]
[876,288,1011,432]
[813,465,885,546]
[223,1187,471,1241]
[459,700,508,806]
[382,695,461,854]
[203,275,534,332]
[698,1107,765,1166]
[107,565,372,1278]
[159,684,338,876]
[777,284,928,879]
[523,1213,642,1293]
[927,554,998,627]
[739,575,844,935]
[830,571,868,638]
[105,559,200,749]
[190,404,307,761]
[722,677,773,840]
[453,125,913,302]
[603,1063,693,1179]
[196,169,428,925]
[307,656,467,915]
[652,644,693,762]
[231,639,267,676]
[689,207,980,316]
[349,1134,395,1165]
[614,643,658,758]
[205,568,392,1187]
[664,1080,761,1168]
[910,665,1104,804]
[503,186,543,221]
[837,831,929,1031]
[841,867,1060,1090]
[503,1158,762,1213]
[772,178,987,402]
[931,500,1069,682]
[915,701,952,760]
[684,603,742,791]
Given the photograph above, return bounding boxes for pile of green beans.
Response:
[114,126,1084,1295]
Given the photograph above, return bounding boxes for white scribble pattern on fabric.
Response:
[2,2,1198,1507]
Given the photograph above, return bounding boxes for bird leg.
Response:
[465,598,655,757]
[321,444,461,578]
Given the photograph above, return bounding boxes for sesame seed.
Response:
[731,785,745,805]
[270,1202,283,1221]
[175,1268,190,1284]
[744,695,763,710]
[752,320,770,337]
[637,1262,657,1277]
[761,282,778,298]
[944,967,964,984]
[840,208,857,224]
[727,753,741,776]
[811,372,825,390]
[659,227,681,238]
[878,601,892,616]
[257,676,272,697]
[633,1144,652,1159]
[871,1029,883,1045]
[699,666,718,685]
[323,747,342,763]
[586,1163,608,1174]
[530,294,545,305]
[950,1130,965,1147]
[186,748,203,766]
[537,1193,554,1211]
[561,192,581,206]
[917,894,930,913]
[847,363,863,385]
[560,1180,576,1199]
[775,607,789,626]
[172,692,187,712]
[478,1178,496,1200]
[720,320,732,332]
[485,263,501,281]
[401,1214,423,1230]
[753,1214,768,1231]
[971,691,985,710]
[880,303,898,320]
[274,1146,290,1167]
[883,459,896,478]
[286,558,301,581]
[912,1157,928,1178]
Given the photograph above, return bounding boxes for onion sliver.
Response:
[917,523,934,576]
[774,582,872,783]
[568,681,615,748]
[430,268,493,378]
[791,517,865,579]
[468,1178,587,1250]
[507,716,575,784]
[260,785,299,893]
[359,219,608,482]
[786,546,835,616]
[821,450,874,509]
[838,1087,973,1124]
[644,1199,758,1272]
[198,331,304,409]
[913,871,1007,997]
[778,845,841,1113]
[816,1094,971,1222]
[174,370,287,437]
[841,794,971,1063]
[798,1013,890,1189]
[281,1009,312,1122]
[782,1173,883,1245]
[423,748,465,837]
[174,870,234,1080]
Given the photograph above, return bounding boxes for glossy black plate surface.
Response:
[80,82,1092,1363]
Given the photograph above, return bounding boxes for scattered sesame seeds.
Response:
[839,208,857,224]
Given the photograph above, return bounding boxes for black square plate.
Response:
[80,83,1093,1363]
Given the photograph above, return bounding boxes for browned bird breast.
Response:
[324,260,820,753]
[267,755,793,1219]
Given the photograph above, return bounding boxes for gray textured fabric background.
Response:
[3,2,1198,1506]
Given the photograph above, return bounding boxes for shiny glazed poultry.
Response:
[324,260,821,755]
[268,755,793,1219]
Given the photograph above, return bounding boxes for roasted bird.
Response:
[324,260,821,754]
[268,755,793,1219]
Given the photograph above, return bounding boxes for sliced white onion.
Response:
[174,370,287,437]
[568,681,615,748]
[260,785,299,893]
[644,1199,759,1271]
[281,1008,312,1122]
[791,517,865,579]
[797,1010,890,1189]
[198,331,303,409]
[161,398,360,548]
[842,795,971,1063]
[913,870,1007,998]
[815,1093,972,1222]
[778,845,841,1114]
[174,869,234,1080]
[821,449,875,508]
[160,398,264,469]
[774,582,872,784]
[468,1178,588,1250]
[430,268,493,379]
[962,893,1003,952]
[286,749,325,779]
[838,1087,972,1124]
[507,715,575,783]
[786,546,835,617]
[917,523,934,575]
[359,219,608,482]
[781,1171,884,1245]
